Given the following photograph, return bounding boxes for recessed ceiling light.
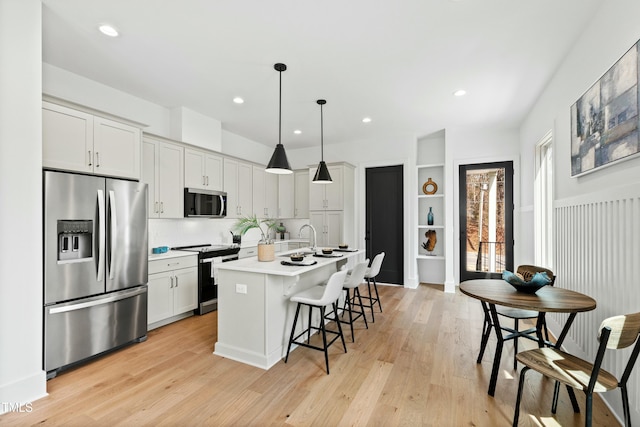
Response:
[233,97,244,104]
[293,130,302,135]
[454,89,467,97]
[362,117,372,123]
[98,24,119,37]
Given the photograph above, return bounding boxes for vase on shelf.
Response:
[427,207,434,225]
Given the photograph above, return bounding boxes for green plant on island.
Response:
[233,215,277,244]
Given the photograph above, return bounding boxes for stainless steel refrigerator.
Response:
[43,170,148,378]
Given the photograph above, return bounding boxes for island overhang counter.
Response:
[213,248,365,369]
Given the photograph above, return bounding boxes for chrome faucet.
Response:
[299,224,317,251]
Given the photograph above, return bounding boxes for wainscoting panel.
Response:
[553,183,640,422]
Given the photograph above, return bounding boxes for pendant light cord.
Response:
[320,102,324,161]
[278,69,282,145]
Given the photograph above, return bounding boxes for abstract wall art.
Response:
[571,40,640,177]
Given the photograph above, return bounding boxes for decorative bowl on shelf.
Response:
[321,248,333,255]
[289,253,304,262]
[502,270,552,294]
[338,244,348,249]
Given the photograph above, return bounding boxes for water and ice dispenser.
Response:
[57,220,93,261]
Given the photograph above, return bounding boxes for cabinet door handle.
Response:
[88,150,92,166]
[206,176,209,186]
[202,176,206,186]
[155,201,159,213]
[174,276,179,287]
[95,152,100,168]
[170,276,174,288]
[160,202,164,213]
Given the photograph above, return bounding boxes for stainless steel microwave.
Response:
[184,188,227,218]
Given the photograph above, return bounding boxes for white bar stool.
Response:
[335,260,369,342]
[284,270,348,374]
[362,252,385,322]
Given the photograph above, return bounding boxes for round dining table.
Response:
[460,279,596,396]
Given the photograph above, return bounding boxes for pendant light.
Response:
[266,63,293,174]
[312,99,333,183]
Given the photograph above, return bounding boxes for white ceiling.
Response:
[42,0,604,149]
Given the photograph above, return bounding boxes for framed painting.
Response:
[571,40,640,177]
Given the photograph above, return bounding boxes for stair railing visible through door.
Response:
[475,241,505,272]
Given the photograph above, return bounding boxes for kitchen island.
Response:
[214,248,365,369]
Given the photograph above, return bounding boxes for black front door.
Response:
[459,161,514,282]
[365,165,403,284]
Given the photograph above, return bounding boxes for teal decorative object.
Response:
[427,207,434,225]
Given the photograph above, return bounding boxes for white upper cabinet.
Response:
[252,166,278,218]
[142,135,184,218]
[294,169,309,219]
[278,173,295,218]
[43,101,141,180]
[224,157,253,218]
[184,147,223,191]
[93,117,141,179]
[308,164,346,211]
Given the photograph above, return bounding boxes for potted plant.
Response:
[233,215,277,261]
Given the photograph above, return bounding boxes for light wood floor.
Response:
[1,284,620,426]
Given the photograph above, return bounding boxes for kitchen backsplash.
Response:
[149,218,311,252]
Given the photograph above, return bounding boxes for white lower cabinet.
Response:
[238,246,258,259]
[148,255,198,329]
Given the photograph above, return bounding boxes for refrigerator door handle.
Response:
[48,286,147,314]
[97,189,105,282]
[108,190,117,280]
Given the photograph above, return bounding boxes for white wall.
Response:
[0,0,47,412]
[519,0,640,422]
[43,64,171,136]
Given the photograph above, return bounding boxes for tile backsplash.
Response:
[149,218,311,253]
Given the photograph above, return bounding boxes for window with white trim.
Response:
[534,131,553,268]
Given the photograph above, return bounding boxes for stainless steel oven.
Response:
[171,244,240,314]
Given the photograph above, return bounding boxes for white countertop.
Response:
[217,247,364,276]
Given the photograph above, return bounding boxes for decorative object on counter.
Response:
[233,215,277,261]
[422,230,437,255]
[312,99,333,183]
[257,242,275,262]
[276,222,286,240]
[502,270,552,294]
[151,246,169,254]
[427,206,434,225]
[289,253,304,262]
[422,177,438,194]
[266,63,293,175]
[338,243,349,249]
[322,248,333,255]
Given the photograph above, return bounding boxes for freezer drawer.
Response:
[44,286,148,375]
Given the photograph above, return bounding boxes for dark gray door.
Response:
[365,165,403,284]
[459,161,514,282]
